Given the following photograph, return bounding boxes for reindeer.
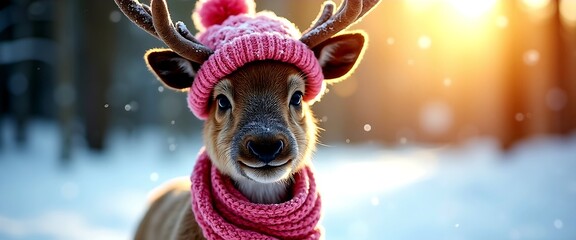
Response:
[115,0,380,239]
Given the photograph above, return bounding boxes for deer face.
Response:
[117,0,378,203]
[203,61,317,184]
[145,33,365,188]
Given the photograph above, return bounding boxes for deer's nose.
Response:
[246,139,284,164]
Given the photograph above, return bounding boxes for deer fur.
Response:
[114,0,380,238]
[136,35,365,238]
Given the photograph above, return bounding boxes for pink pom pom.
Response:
[196,0,254,29]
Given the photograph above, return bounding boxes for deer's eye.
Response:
[290,91,303,106]
[216,94,231,111]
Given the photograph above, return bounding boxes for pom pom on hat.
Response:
[193,0,255,31]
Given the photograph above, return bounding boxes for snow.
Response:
[1,120,575,239]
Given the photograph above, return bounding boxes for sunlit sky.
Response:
[405,0,576,25]
[333,0,576,142]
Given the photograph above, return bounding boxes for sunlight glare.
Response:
[521,0,554,20]
[560,0,576,26]
[522,0,551,9]
[405,0,436,12]
[418,35,432,49]
[448,0,498,19]
[496,15,509,28]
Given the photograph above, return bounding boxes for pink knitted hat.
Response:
[188,0,325,119]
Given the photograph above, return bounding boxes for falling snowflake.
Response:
[364,124,372,132]
[515,113,525,122]
[399,137,408,144]
[169,144,177,151]
[420,101,453,135]
[545,88,567,111]
[554,219,564,229]
[150,172,159,182]
[523,49,540,66]
[109,10,122,23]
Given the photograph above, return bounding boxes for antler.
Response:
[114,0,213,63]
[308,2,336,32]
[301,0,381,48]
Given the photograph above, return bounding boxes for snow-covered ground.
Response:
[1,121,575,240]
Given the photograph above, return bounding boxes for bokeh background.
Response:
[1,0,576,239]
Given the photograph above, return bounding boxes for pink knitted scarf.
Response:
[190,150,322,239]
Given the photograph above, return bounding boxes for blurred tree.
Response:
[76,0,118,151]
[54,0,78,160]
[0,0,56,148]
[554,0,576,134]
[7,1,33,146]
[502,0,532,149]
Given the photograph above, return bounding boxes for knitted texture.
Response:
[188,0,325,119]
[190,150,323,239]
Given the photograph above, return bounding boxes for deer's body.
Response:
[115,0,380,238]
[134,178,202,240]
[136,61,317,239]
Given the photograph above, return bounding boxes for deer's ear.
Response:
[145,49,201,90]
[312,32,366,81]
